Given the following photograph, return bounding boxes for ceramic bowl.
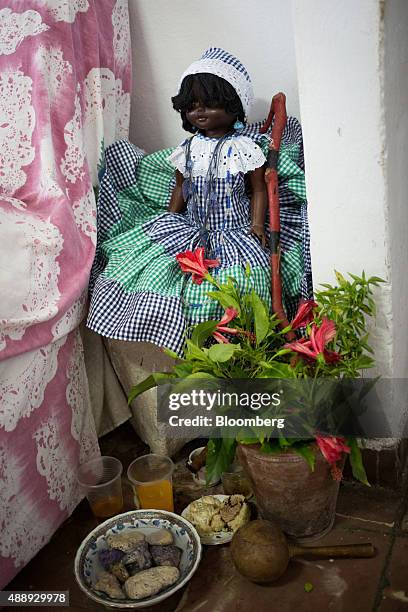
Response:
[74,509,202,609]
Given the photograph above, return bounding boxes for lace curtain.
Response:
[0,0,131,587]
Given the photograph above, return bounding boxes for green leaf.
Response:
[191,320,218,347]
[257,362,294,378]
[270,348,293,359]
[260,441,281,454]
[294,445,316,471]
[252,290,269,343]
[235,435,259,445]
[335,271,347,285]
[355,355,375,369]
[208,343,241,363]
[207,291,240,314]
[245,262,251,277]
[168,374,218,395]
[226,276,239,288]
[184,372,218,380]
[304,582,313,593]
[349,272,363,282]
[185,339,209,361]
[128,372,173,404]
[348,438,370,485]
[173,363,194,377]
[206,438,236,484]
[162,348,179,360]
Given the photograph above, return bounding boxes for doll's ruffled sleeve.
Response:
[231,135,267,173]
[167,141,187,175]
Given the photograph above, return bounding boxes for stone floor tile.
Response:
[175,525,392,612]
[4,423,405,612]
[1,608,87,612]
[335,482,400,533]
[378,536,408,611]
[378,599,408,611]
[401,511,408,533]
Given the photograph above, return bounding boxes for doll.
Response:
[168,60,268,249]
[87,48,311,356]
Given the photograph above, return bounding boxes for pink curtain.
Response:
[0,0,132,587]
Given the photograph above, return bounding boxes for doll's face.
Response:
[186,101,235,138]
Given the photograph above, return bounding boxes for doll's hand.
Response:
[249,224,267,248]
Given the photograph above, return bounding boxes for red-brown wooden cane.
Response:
[260,93,295,340]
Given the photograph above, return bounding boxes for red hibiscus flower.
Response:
[213,307,239,344]
[213,332,230,344]
[312,317,336,352]
[284,318,341,364]
[316,435,351,465]
[176,247,220,285]
[290,300,318,330]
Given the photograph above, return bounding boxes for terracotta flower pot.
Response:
[237,443,342,542]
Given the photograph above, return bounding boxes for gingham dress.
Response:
[87,118,312,355]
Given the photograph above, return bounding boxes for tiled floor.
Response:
[4,422,408,612]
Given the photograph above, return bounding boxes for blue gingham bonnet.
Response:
[178,47,254,116]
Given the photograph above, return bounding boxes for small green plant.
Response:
[128,248,384,486]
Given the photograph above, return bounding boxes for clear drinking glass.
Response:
[127,454,174,512]
[221,464,253,498]
[77,456,123,518]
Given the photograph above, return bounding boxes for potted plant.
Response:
[129,248,383,540]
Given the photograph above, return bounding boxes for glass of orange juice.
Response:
[77,456,123,518]
[127,454,174,512]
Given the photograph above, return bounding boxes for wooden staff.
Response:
[260,93,295,341]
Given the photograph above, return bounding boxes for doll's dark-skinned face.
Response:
[186,101,235,138]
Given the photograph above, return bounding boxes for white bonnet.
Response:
[178,47,254,116]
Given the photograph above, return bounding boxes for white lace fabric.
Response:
[168,134,266,179]
[0,0,130,588]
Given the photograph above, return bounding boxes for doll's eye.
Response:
[188,101,202,111]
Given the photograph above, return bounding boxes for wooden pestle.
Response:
[231,520,376,584]
[289,542,375,559]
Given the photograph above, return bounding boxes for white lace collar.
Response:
[168,134,266,179]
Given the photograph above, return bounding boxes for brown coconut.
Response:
[231,519,290,583]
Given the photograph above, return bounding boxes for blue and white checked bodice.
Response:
[168,133,266,231]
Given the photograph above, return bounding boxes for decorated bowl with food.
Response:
[74,509,202,608]
[181,494,250,545]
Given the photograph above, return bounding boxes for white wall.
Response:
[292,0,408,444]
[292,1,389,284]
[383,0,408,436]
[128,0,299,151]
[291,0,392,374]
[384,0,408,382]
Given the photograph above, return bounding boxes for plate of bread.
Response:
[181,494,250,545]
